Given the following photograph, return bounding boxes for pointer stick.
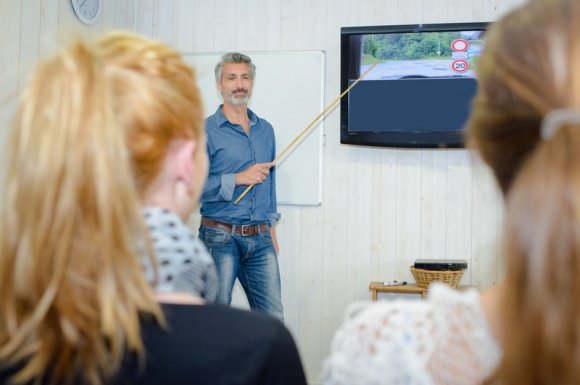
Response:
[233,63,378,205]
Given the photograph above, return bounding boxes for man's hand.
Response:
[235,162,273,186]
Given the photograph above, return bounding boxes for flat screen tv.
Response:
[341,22,488,148]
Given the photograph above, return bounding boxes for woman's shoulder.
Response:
[117,304,307,385]
[323,284,501,385]
[145,303,288,348]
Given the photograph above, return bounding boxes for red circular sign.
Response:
[451,39,469,52]
[451,59,470,73]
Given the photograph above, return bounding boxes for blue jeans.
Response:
[198,225,284,320]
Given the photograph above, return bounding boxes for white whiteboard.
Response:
[182,51,324,206]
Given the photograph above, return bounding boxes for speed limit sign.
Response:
[451,59,469,73]
[451,39,469,52]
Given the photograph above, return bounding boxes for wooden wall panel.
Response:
[396,150,423,279]
[0,0,140,192]
[210,0,236,51]
[173,0,195,51]
[370,150,399,282]
[0,1,526,384]
[448,0,473,22]
[0,0,21,158]
[446,151,473,284]
[257,0,281,50]
[191,0,216,52]
[346,147,373,301]
[423,0,449,23]
[420,150,448,260]
[131,1,520,382]
[153,0,174,44]
[398,0,423,24]
[296,205,325,379]
[471,154,503,288]
[39,1,60,57]
[19,1,41,82]
[473,0,500,21]
[278,206,301,331]
[134,0,155,38]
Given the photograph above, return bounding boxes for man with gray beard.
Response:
[199,52,283,320]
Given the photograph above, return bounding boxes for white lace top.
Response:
[323,284,501,385]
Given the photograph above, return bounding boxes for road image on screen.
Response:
[358,30,485,80]
[341,23,488,147]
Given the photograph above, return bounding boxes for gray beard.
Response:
[223,92,251,107]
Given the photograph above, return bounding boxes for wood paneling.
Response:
[135,0,521,383]
[0,0,21,156]
[0,1,525,383]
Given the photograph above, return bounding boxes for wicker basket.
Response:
[410,266,464,288]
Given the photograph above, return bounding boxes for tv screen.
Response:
[341,23,488,148]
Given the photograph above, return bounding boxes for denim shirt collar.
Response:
[214,104,258,128]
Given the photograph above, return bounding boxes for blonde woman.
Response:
[0,33,306,385]
[324,1,580,384]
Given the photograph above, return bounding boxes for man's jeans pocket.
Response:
[199,225,231,247]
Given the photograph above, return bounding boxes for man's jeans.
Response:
[199,225,284,320]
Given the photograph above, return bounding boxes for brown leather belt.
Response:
[201,217,270,236]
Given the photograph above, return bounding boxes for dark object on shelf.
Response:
[413,259,468,271]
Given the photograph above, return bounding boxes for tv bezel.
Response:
[340,22,489,148]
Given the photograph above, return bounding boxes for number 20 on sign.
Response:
[451,59,469,73]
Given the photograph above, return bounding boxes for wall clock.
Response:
[71,0,102,25]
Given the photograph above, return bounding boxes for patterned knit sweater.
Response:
[142,207,218,302]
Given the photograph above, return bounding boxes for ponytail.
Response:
[0,39,162,385]
[487,122,580,385]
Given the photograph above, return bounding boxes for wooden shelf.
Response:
[369,281,473,301]
[369,281,427,300]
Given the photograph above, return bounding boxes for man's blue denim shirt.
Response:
[200,105,281,226]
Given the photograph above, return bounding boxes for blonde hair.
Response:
[467,1,580,384]
[0,32,204,385]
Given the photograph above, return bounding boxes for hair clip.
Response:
[541,108,580,140]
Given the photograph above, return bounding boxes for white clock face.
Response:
[71,0,102,25]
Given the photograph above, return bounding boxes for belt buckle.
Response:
[240,224,253,236]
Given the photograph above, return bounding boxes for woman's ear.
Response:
[172,139,196,186]
[142,139,198,216]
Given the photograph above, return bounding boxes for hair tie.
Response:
[541,108,580,140]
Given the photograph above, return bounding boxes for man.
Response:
[199,52,283,320]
